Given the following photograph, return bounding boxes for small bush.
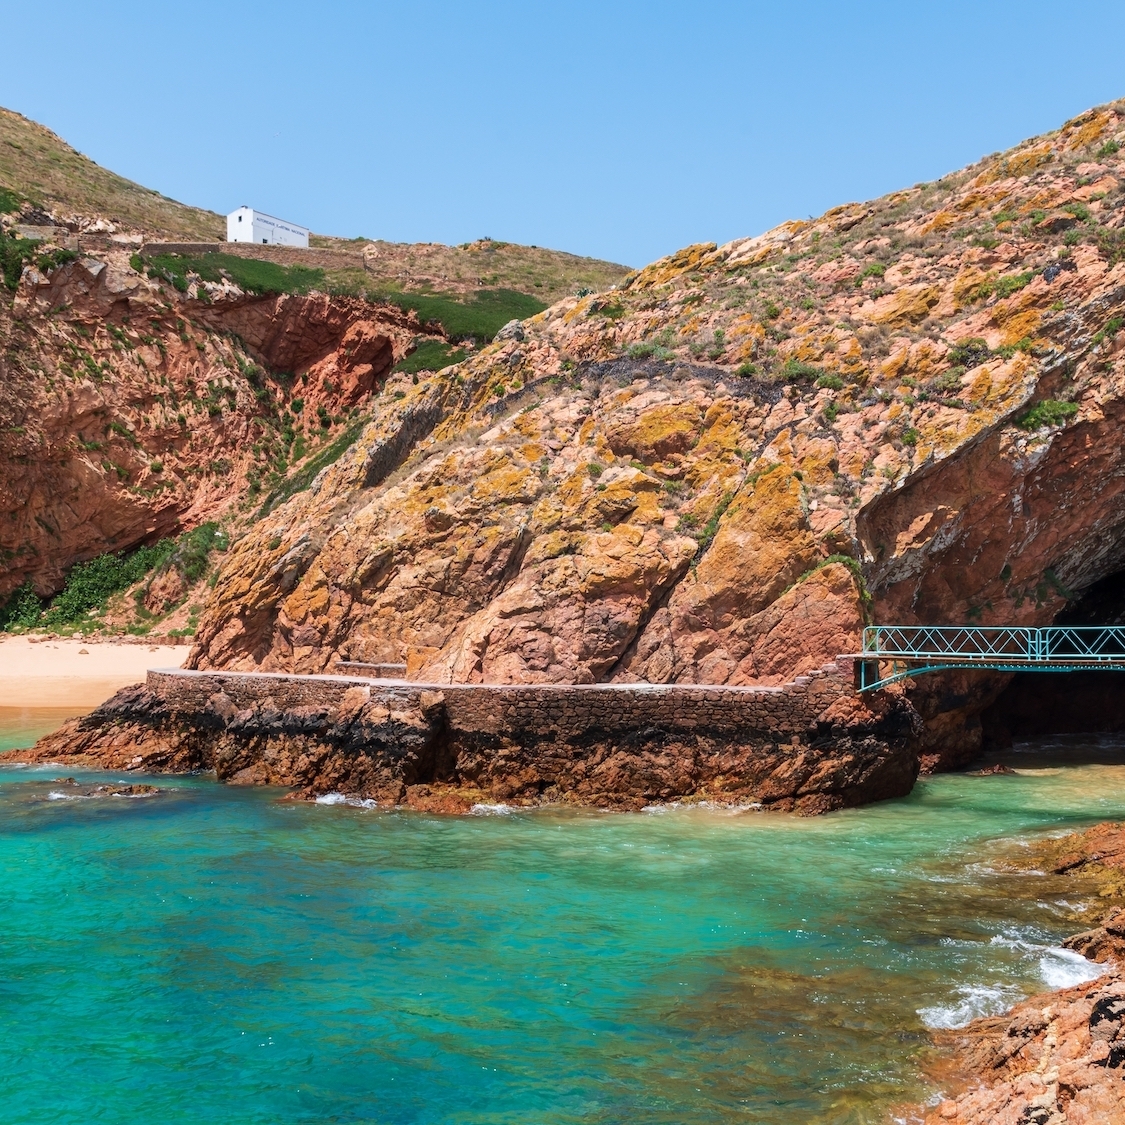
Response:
[0,188,22,214]
[947,338,991,369]
[1017,399,1079,430]
[1098,139,1121,158]
[735,362,759,377]
[901,428,919,445]
[781,359,822,383]
[0,582,43,631]
[854,263,886,286]
[0,232,40,291]
[816,372,844,390]
[934,367,965,393]
[586,462,604,479]
[1063,201,1091,222]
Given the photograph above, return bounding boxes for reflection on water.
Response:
[0,705,87,754]
[0,711,1124,1124]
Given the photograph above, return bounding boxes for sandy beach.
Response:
[0,635,188,709]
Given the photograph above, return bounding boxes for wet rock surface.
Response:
[918,822,1125,1124]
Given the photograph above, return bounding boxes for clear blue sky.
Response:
[4,1,1125,268]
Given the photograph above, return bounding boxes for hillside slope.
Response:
[0,106,630,300]
[0,107,223,239]
[185,100,1125,761]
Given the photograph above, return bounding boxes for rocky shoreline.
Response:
[2,663,919,814]
[913,822,1125,1125]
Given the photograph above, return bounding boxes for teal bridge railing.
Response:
[855,625,1125,691]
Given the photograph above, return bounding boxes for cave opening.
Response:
[982,568,1125,745]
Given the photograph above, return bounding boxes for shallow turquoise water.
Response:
[3,715,1125,1124]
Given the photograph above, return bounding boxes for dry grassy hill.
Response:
[0,106,630,300]
[0,107,223,239]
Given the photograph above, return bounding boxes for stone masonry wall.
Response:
[14,659,919,814]
[146,660,859,741]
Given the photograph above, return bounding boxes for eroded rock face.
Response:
[186,103,1125,760]
[0,254,423,599]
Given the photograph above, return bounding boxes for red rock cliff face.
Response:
[185,103,1125,731]
[0,252,423,599]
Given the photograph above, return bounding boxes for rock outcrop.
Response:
[182,103,1125,767]
[9,661,918,813]
[919,822,1125,1124]
[0,252,425,599]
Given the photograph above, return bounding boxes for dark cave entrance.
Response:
[982,568,1125,745]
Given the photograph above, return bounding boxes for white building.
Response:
[226,207,309,248]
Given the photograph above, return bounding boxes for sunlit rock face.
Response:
[191,105,1125,739]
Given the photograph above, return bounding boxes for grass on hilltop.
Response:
[0,106,222,239]
[139,251,326,296]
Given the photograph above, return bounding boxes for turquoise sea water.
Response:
[3,713,1125,1124]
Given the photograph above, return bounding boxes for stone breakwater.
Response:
[8,660,919,813]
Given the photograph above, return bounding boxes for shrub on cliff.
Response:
[1017,399,1079,430]
[0,231,40,290]
[0,525,231,632]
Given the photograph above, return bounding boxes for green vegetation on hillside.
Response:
[0,523,228,633]
[379,288,546,342]
[257,416,369,516]
[139,252,326,296]
[393,338,468,375]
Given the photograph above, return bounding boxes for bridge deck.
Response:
[853,625,1125,691]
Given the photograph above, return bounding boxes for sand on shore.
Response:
[0,635,188,709]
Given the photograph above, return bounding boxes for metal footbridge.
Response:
[855,625,1125,691]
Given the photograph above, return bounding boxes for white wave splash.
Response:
[1039,946,1103,989]
[470,803,512,815]
[314,792,378,809]
[918,983,1023,1029]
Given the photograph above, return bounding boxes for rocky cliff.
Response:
[0,249,426,600]
[183,103,1125,763]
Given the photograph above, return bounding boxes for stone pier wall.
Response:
[14,660,920,815]
[145,661,856,741]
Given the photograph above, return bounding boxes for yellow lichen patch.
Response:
[975,142,1055,185]
[797,438,838,486]
[1064,109,1116,151]
[563,296,595,325]
[470,463,538,505]
[689,467,818,619]
[727,313,765,342]
[952,266,993,309]
[678,315,702,338]
[967,366,993,404]
[956,188,1003,213]
[604,402,702,461]
[920,208,958,234]
[282,564,330,625]
[523,530,586,565]
[979,353,1034,408]
[994,305,1042,346]
[868,285,942,327]
[629,244,717,290]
